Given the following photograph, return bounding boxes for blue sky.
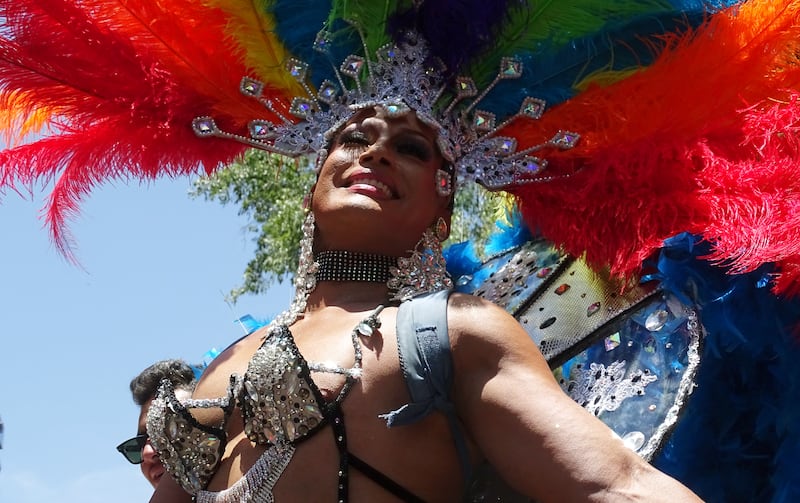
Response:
[0,177,292,502]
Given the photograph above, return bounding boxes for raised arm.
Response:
[449,294,702,502]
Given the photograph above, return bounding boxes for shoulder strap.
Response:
[379,289,473,482]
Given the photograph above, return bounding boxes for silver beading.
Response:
[192,30,579,191]
[270,210,317,329]
[388,225,453,301]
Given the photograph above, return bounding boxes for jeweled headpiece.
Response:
[1,0,800,293]
[192,28,578,191]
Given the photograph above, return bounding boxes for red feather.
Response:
[507,0,800,294]
[0,0,289,257]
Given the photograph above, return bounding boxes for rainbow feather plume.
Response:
[0,0,300,257]
[506,0,800,294]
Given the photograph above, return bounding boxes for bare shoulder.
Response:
[446,292,541,360]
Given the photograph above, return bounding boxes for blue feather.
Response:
[651,234,800,503]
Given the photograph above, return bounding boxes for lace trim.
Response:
[196,444,296,503]
[637,309,703,461]
[565,361,658,416]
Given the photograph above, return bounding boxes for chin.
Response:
[147,468,165,488]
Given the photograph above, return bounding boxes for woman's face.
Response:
[312,106,451,254]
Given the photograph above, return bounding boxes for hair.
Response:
[129,359,196,406]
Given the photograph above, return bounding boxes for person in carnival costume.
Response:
[1,0,800,502]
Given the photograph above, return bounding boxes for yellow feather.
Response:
[202,0,307,96]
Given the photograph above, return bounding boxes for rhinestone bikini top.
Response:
[146,325,331,495]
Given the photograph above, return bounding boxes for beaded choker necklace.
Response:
[315,250,397,283]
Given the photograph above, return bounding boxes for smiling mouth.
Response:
[347,178,395,198]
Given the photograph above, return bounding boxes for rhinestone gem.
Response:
[192,117,217,136]
[554,283,570,295]
[383,102,409,116]
[239,77,264,97]
[313,30,332,53]
[317,80,338,104]
[356,322,373,337]
[536,267,552,278]
[286,58,309,81]
[622,431,646,451]
[500,57,522,79]
[456,274,473,287]
[244,380,259,402]
[604,332,621,351]
[645,309,669,331]
[289,97,315,119]
[340,56,365,78]
[377,44,396,62]
[519,157,546,174]
[455,77,478,98]
[473,110,496,132]
[587,302,601,317]
[495,137,517,155]
[249,120,274,139]
[550,130,581,149]
[519,97,547,119]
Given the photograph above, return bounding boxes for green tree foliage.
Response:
[191,149,500,302]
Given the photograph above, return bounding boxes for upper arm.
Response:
[149,473,192,503]
[449,295,700,502]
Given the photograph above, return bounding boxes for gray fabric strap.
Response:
[379,289,473,483]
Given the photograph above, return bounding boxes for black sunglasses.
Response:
[116,434,148,464]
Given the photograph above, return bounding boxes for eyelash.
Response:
[339,130,431,161]
[339,131,369,147]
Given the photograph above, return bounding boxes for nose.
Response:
[358,140,392,169]
[141,440,159,462]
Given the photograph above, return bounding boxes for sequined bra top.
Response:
[146,325,331,495]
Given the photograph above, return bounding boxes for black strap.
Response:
[348,452,427,503]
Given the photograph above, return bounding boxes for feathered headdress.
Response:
[1,0,799,294]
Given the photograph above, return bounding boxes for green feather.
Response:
[326,0,402,54]
[467,0,674,86]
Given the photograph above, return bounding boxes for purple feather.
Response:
[388,0,511,76]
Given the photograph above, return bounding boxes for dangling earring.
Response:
[387,221,453,301]
[434,216,448,242]
[274,206,318,326]
[435,169,453,197]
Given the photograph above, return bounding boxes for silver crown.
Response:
[192,29,579,191]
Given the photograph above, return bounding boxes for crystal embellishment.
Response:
[473,110,496,132]
[340,55,365,78]
[240,77,264,97]
[554,283,570,295]
[604,332,621,351]
[645,310,669,331]
[317,80,338,104]
[286,58,309,81]
[500,57,523,79]
[622,431,646,451]
[289,97,315,119]
[192,32,581,191]
[520,97,547,119]
[550,130,581,149]
[249,120,274,139]
[192,117,217,136]
[456,77,478,98]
